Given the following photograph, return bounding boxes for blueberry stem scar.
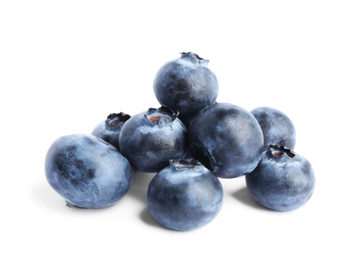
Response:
[268,144,295,158]
[145,105,177,125]
[107,112,131,127]
[109,119,122,127]
[169,158,203,170]
[148,115,170,125]
[180,52,204,60]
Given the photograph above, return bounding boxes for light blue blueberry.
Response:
[45,134,134,209]
[147,159,223,231]
[246,145,315,211]
[153,52,219,126]
[119,106,188,172]
[188,102,264,178]
[91,112,130,149]
[251,106,296,151]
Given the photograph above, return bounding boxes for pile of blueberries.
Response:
[45,52,315,231]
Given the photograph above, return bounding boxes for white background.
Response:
[1,1,361,259]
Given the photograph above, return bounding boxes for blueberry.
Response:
[245,145,315,211]
[147,159,223,231]
[153,52,219,126]
[91,112,130,149]
[45,134,134,209]
[251,106,296,151]
[118,106,188,172]
[188,102,264,178]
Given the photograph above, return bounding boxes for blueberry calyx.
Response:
[144,106,178,126]
[169,158,203,170]
[106,112,131,128]
[180,52,209,66]
[267,144,295,159]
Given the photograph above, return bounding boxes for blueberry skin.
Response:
[91,112,130,149]
[188,102,264,178]
[119,106,188,172]
[147,159,223,231]
[245,145,315,211]
[251,106,296,151]
[45,134,134,209]
[153,52,219,126]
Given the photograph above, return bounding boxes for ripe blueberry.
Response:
[147,159,223,231]
[45,134,134,209]
[91,112,130,149]
[153,52,219,126]
[118,106,188,172]
[251,106,296,151]
[188,102,264,178]
[245,145,315,211]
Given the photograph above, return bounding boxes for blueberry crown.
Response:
[144,105,178,126]
[180,52,209,66]
[169,158,203,170]
[267,144,295,158]
[106,112,131,128]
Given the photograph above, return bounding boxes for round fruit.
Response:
[188,102,264,178]
[153,52,219,126]
[45,134,134,209]
[147,159,223,231]
[245,144,315,211]
[91,112,130,149]
[119,106,188,172]
[251,106,296,151]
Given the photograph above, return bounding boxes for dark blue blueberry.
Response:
[118,106,188,172]
[153,52,219,126]
[188,102,264,178]
[245,145,315,211]
[91,112,130,149]
[251,106,296,151]
[147,159,223,231]
[45,134,134,209]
